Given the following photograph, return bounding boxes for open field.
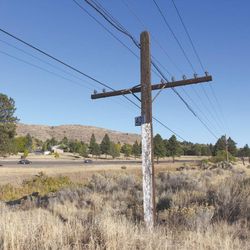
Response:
[0,161,194,185]
[0,159,249,249]
[0,155,205,185]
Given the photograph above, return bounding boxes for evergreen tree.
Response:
[61,137,68,146]
[153,134,166,163]
[121,143,132,157]
[227,137,237,156]
[89,134,96,154]
[238,144,250,157]
[100,134,111,157]
[92,143,100,158]
[109,142,120,159]
[78,142,88,157]
[0,93,18,156]
[25,133,33,152]
[132,140,140,159]
[166,135,181,162]
[214,136,226,156]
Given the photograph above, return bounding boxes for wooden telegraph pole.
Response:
[140,31,155,228]
[225,134,229,163]
[91,31,213,229]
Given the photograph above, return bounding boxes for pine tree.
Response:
[214,136,226,156]
[100,134,111,158]
[121,144,132,157]
[92,143,100,158]
[166,135,181,162]
[227,137,237,156]
[132,140,140,159]
[0,93,18,156]
[25,133,33,152]
[89,134,96,154]
[109,142,120,159]
[153,134,166,163]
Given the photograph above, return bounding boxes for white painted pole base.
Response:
[141,122,154,229]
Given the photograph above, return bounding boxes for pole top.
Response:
[140,31,150,39]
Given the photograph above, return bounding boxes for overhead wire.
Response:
[0,27,185,140]
[120,0,183,75]
[0,49,94,91]
[152,0,196,73]
[84,0,219,139]
[72,0,189,139]
[72,0,163,80]
[171,0,205,72]
[0,38,98,90]
[151,0,224,134]
[119,0,223,134]
[0,27,114,92]
[170,0,227,132]
[85,0,140,48]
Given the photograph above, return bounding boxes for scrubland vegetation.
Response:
[0,163,249,250]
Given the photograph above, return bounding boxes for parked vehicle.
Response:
[18,159,32,165]
[84,159,93,164]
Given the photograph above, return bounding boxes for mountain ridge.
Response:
[16,123,140,144]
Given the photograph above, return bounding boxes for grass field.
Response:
[0,159,249,249]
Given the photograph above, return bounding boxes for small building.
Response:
[51,145,64,154]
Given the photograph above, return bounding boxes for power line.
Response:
[170,0,226,133]
[0,38,98,90]
[200,85,225,132]
[120,0,184,75]
[0,49,94,91]
[180,86,221,135]
[84,0,219,139]
[72,1,191,139]
[152,0,196,73]
[153,117,186,141]
[171,0,205,72]
[72,0,139,59]
[85,0,140,48]
[0,27,185,140]
[0,38,142,112]
[120,0,223,135]
[0,27,114,91]
[72,0,165,81]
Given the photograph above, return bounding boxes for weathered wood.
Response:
[91,75,212,99]
[141,31,155,229]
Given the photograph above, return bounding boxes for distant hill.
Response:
[16,123,140,144]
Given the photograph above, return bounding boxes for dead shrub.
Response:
[158,204,214,230]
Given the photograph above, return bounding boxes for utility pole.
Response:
[140,31,155,229]
[91,31,213,229]
[225,134,229,163]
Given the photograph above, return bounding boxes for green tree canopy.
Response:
[153,134,166,163]
[166,135,181,162]
[92,142,100,158]
[227,137,237,156]
[238,144,250,157]
[89,134,96,154]
[0,93,18,156]
[121,143,132,157]
[214,136,226,156]
[132,140,141,158]
[25,133,33,152]
[100,134,111,157]
[109,142,120,159]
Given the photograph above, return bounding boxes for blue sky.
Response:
[0,0,249,147]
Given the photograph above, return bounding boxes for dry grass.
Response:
[0,162,249,249]
[0,160,193,185]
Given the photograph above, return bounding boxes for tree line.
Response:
[1,92,250,161]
